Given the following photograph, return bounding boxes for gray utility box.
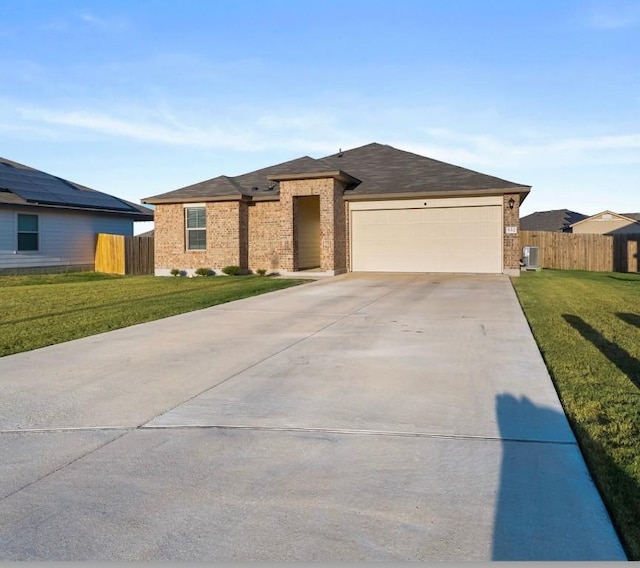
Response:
[522,246,540,269]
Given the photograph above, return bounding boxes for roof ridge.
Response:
[219,175,244,191]
[233,155,320,178]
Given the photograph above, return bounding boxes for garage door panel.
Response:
[351,206,502,273]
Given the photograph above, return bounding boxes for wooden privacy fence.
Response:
[95,233,154,275]
[520,231,639,273]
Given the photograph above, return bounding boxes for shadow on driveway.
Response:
[492,394,626,560]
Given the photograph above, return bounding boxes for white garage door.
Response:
[351,205,502,273]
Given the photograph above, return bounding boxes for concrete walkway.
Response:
[0,273,626,560]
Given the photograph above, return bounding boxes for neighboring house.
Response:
[571,210,640,235]
[143,143,531,276]
[520,209,587,232]
[0,158,153,274]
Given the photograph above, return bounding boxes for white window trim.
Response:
[185,206,206,251]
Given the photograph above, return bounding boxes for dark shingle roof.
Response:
[234,156,331,194]
[520,209,587,232]
[151,175,244,201]
[320,143,526,196]
[149,156,327,202]
[143,143,530,204]
[0,157,153,220]
[621,213,640,222]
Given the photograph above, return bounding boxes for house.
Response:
[0,158,153,274]
[520,209,587,232]
[143,143,531,276]
[570,210,640,235]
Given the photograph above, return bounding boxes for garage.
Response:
[350,198,503,273]
[146,142,528,277]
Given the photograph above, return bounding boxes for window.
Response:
[17,214,39,251]
[186,207,206,250]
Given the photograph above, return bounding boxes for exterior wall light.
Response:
[508,197,515,209]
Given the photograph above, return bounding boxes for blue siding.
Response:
[0,207,133,270]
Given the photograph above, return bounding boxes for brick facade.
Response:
[278,177,347,273]
[153,188,523,277]
[154,201,246,275]
[248,200,281,270]
[154,176,348,275]
[503,193,521,275]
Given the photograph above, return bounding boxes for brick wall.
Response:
[503,193,521,274]
[279,178,345,272]
[248,200,281,270]
[330,180,347,273]
[154,201,244,274]
[155,191,519,275]
[344,201,351,272]
[154,203,186,272]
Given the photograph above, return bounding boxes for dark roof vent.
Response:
[337,148,343,158]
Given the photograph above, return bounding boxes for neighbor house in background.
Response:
[143,143,531,276]
[570,211,640,235]
[0,158,153,274]
[520,209,587,232]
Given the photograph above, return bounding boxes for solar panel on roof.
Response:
[0,162,135,212]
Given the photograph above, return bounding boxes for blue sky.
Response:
[2,0,639,232]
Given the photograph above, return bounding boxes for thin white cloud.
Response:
[79,12,129,33]
[396,128,640,170]
[41,11,129,34]
[553,133,640,150]
[9,100,640,172]
[17,107,246,149]
[13,103,357,155]
[585,1,640,29]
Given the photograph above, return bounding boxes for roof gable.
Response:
[570,210,640,228]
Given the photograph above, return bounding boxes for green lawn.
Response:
[0,272,307,357]
[512,270,640,560]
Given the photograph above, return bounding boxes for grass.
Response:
[512,269,640,560]
[0,272,307,357]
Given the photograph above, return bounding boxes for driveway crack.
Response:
[0,429,131,504]
[139,423,578,445]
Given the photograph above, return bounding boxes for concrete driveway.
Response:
[0,273,625,560]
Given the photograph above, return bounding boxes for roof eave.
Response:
[267,170,361,185]
[343,186,531,202]
[249,193,280,202]
[0,200,154,220]
[142,195,244,205]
